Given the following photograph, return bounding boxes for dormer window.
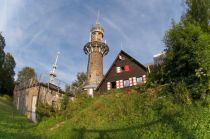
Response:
[116,65,129,73]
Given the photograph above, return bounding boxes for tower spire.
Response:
[49,51,60,84]
[96,10,100,24]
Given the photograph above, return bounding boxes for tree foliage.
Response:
[0,33,5,71]
[1,53,16,95]
[17,67,37,83]
[0,33,16,95]
[149,0,210,99]
[65,72,87,95]
[185,0,210,32]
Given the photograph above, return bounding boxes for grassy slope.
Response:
[0,96,40,139]
[38,89,210,139]
[1,88,210,139]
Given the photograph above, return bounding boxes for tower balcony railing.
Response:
[84,41,109,56]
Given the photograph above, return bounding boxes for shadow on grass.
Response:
[0,130,41,139]
[73,113,195,139]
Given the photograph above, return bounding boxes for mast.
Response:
[49,51,60,84]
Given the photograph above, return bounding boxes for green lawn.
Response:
[1,89,210,139]
[0,95,40,139]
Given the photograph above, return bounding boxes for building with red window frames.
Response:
[97,50,147,92]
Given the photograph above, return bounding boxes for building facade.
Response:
[13,80,64,122]
[97,50,147,92]
[153,52,165,66]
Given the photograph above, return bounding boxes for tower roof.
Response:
[90,11,104,33]
[90,23,104,33]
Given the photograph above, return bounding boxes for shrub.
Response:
[36,102,57,121]
[60,92,69,111]
[172,81,192,105]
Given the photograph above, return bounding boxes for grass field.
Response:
[0,95,40,139]
[1,88,210,139]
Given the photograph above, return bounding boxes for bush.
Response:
[60,92,69,111]
[172,81,192,105]
[36,102,57,121]
[64,92,92,119]
[0,95,12,101]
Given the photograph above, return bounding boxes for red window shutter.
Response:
[124,65,129,71]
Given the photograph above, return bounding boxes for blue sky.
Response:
[0,0,185,84]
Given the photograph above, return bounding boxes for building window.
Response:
[137,77,144,83]
[119,55,125,60]
[129,78,133,86]
[124,80,129,87]
[111,81,116,89]
[116,80,124,89]
[116,67,121,73]
[116,65,129,73]
[119,80,124,88]
[133,77,137,85]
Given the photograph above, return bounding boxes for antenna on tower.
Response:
[96,10,100,24]
[49,51,61,84]
[120,41,123,50]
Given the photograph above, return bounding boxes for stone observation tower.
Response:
[83,15,109,92]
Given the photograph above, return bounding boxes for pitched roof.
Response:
[96,50,147,90]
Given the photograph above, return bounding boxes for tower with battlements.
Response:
[83,17,109,91]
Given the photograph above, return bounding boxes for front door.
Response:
[32,96,37,122]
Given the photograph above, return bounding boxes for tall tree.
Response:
[1,53,16,95]
[0,33,5,79]
[162,0,210,99]
[17,67,37,83]
[0,33,6,94]
[185,0,210,32]
[0,33,5,67]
